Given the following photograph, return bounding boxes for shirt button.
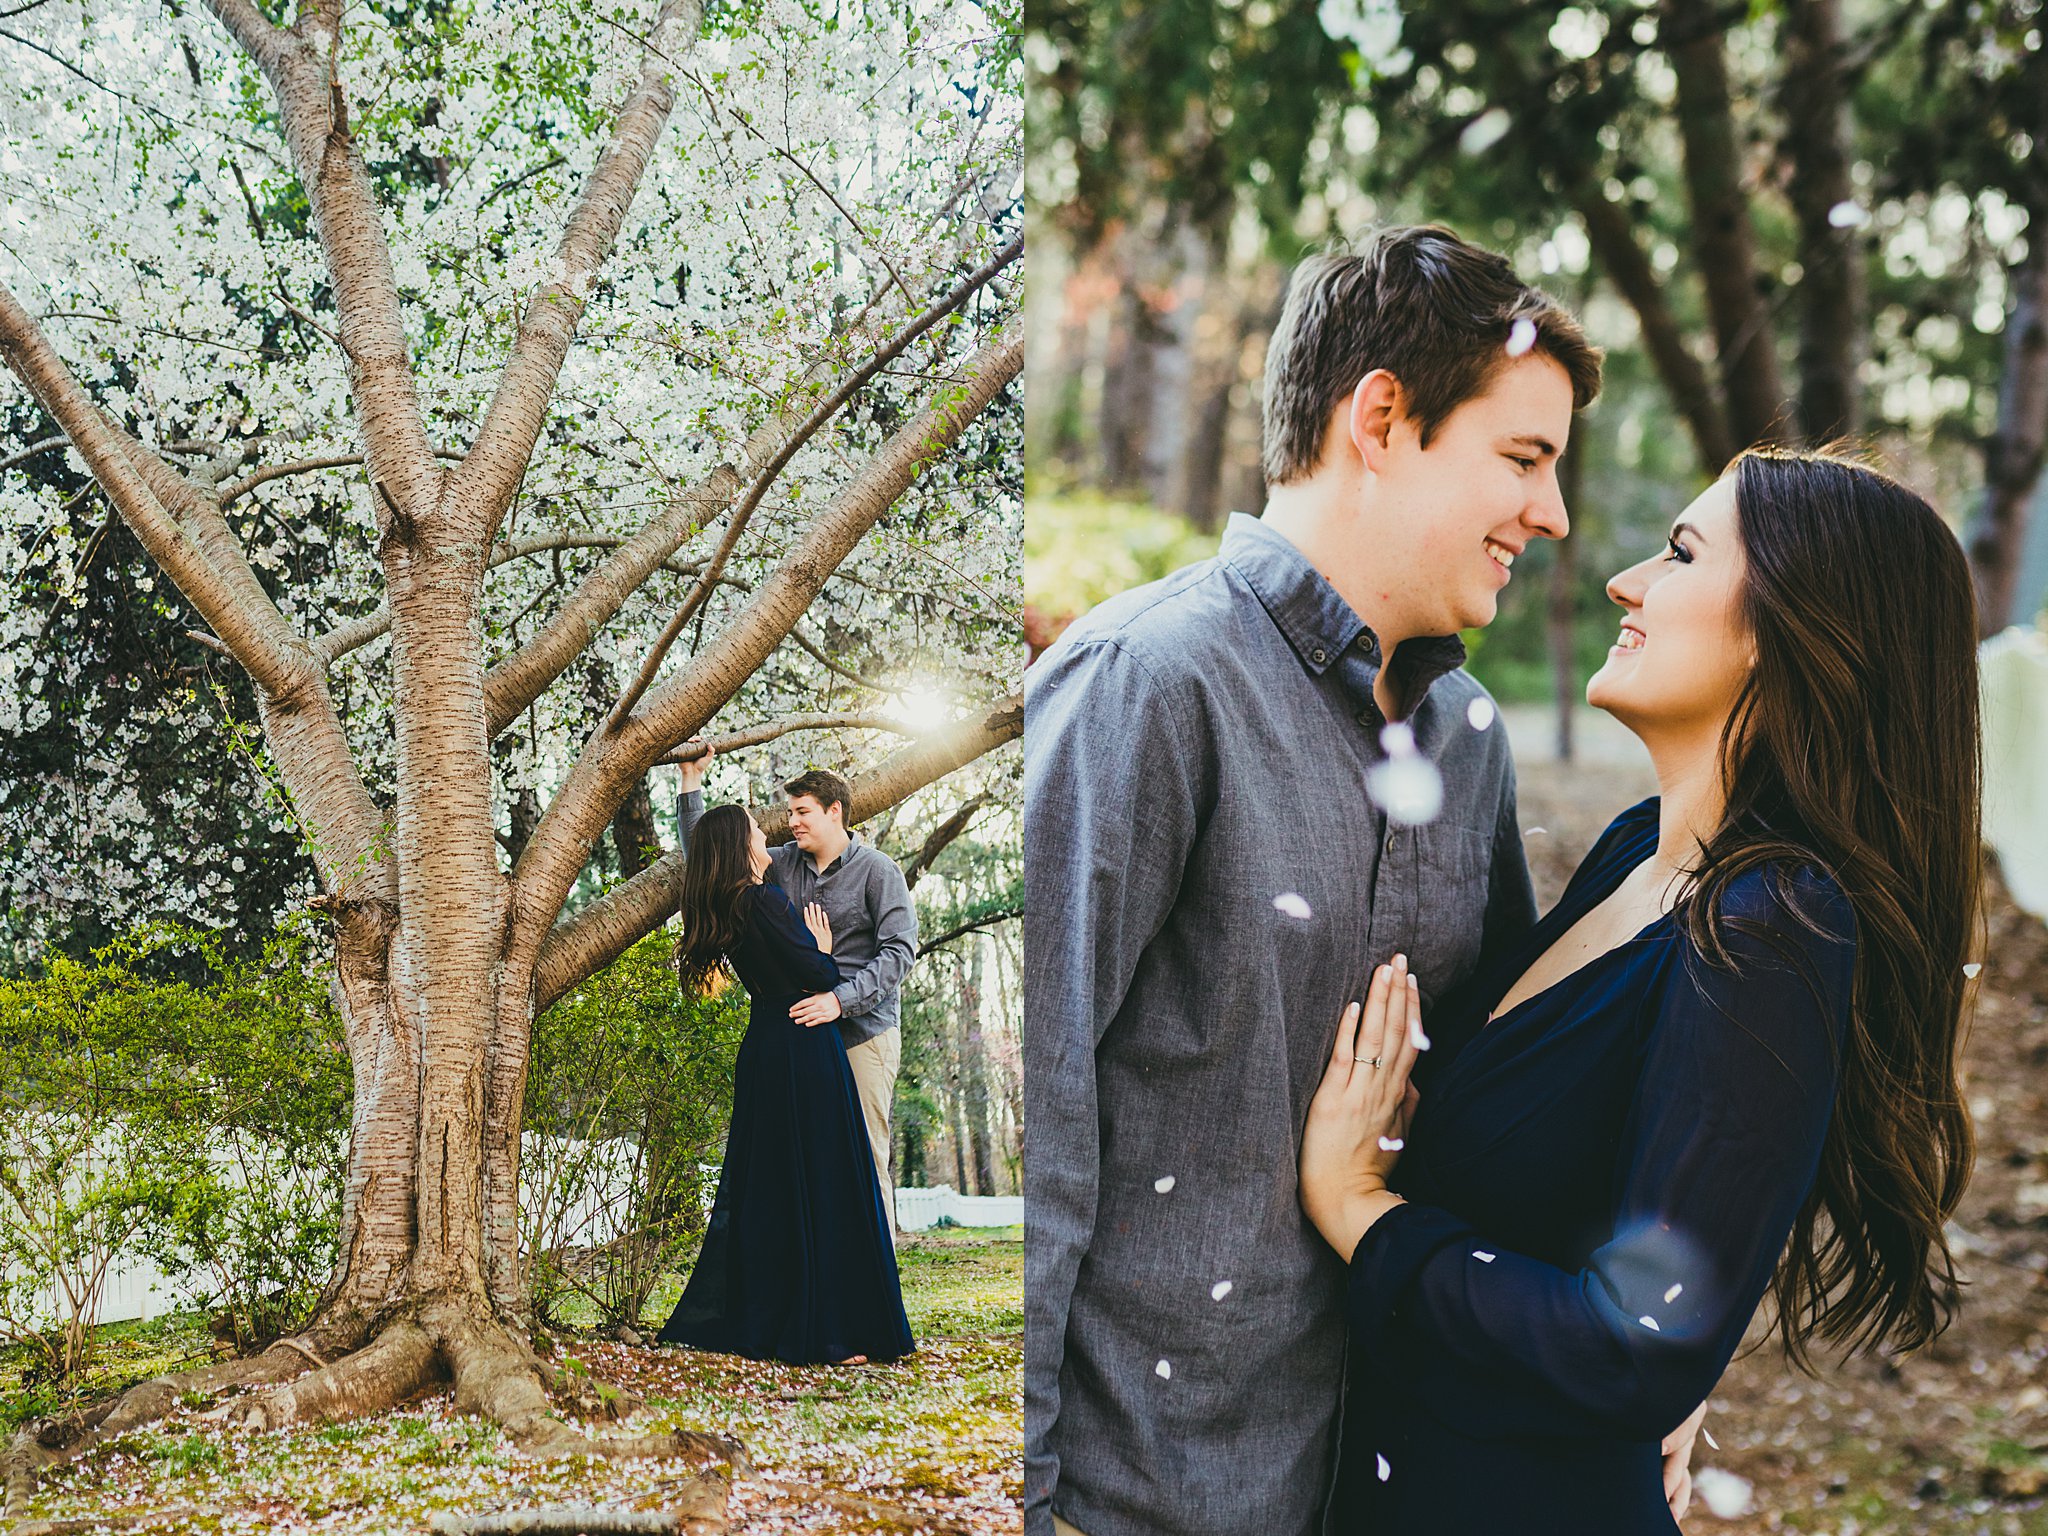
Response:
[1311,647,1327,665]
[1384,830,1397,855]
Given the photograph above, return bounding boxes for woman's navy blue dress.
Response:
[1338,798,1855,1533]
[658,880,913,1365]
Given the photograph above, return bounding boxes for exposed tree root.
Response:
[2,1295,745,1528]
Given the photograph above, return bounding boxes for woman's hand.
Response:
[1662,1400,1707,1520]
[803,901,834,954]
[1298,953,1425,1258]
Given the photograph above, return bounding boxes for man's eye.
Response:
[1509,456,1536,471]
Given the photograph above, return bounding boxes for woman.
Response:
[1299,448,1977,1532]
[657,802,914,1366]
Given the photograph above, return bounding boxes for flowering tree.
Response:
[0,0,1020,1471]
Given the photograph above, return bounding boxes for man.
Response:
[1023,226,1604,1536]
[677,753,916,1221]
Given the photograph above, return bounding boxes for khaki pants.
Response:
[844,1028,900,1234]
[1053,1518,1089,1536]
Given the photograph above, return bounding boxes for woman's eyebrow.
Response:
[1669,520,1703,544]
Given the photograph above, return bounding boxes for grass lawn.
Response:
[2,1226,1022,1534]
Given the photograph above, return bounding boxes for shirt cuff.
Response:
[1346,1199,1475,1355]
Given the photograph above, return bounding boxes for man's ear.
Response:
[1347,369,1405,475]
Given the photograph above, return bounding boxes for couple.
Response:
[656,758,916,1366]
[1023,225,1978,1534]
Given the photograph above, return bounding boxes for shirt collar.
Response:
[1219,513,1468,708]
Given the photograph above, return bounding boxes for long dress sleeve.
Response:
[1349,864,1855,1442]
[748,883,842,994]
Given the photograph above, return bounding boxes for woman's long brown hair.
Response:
[674,804,758,995]
[1680,447,1978,1365]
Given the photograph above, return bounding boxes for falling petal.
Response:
[1274,892,1314,921]
[1504,316,1538,357]
[1380,721,1417,755]
[1526,826,1549,836]
[1702,1426,1720,1450]
[1211,1280,1233,1301]
[1472,1250,1496,1263]
[1154,1175,1176,1194]
[1409,1016,1432,1051]
[1378,1136,1405,1151]
[1155,1359,1172,1380]
[1827,200,1870,229]
[1368,754,1444,826]
[1376,1452,1392,1482]
[1459,108,1512,157]
[1638,1315,1661,1331]
[1963,962,1983,979]
[1664,1283,1684,1303]
[1466,696,1496,731]
[1694,1467,1752,1517]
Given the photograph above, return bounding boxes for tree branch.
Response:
[0,434,66,474]
[219,447,465,507]
[603,234,1022,729]
[481,238,1019,740]
[206,0,442,512]
[918,908,1018,956]
[651,711,915,764]
[531,696,1020,1008]
[0,280,310,700]
[901,792,991,890]
[458,0,701,542]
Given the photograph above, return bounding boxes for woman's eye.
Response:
[1664,538,1692,564]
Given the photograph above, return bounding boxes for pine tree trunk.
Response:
[1782,0,1864,445]
[1662,0,1791,450]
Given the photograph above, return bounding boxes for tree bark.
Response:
[1661,0,1792,451]
[959,937,996,1198]
[610,774,660,878]
[1781,0,1865,444]
[1970,216,2048,635]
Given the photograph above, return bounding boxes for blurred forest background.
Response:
[1023,3,2048,1529]
[1023,0,2048,745]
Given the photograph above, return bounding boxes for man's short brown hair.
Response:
[783,768,852,823]
[1260,225,1603,485]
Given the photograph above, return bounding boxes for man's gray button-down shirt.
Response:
[1023,514,1538,1536]
[676,793,916,1045]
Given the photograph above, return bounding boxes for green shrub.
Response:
[1023,489,1221,626]
[521,933,747,1332]
[0,919,348,1371]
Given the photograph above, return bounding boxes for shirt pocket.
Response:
[1406,821,1489,1008]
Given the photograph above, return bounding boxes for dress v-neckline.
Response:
[1484,841,1676,1029]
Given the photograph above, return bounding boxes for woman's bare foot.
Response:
[832,1353,869,1366]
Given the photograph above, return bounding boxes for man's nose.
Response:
[1528,462,1569,540]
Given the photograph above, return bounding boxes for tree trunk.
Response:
[1781,0,1865,444]
[1662,0,1792,451]
[1970,213,2048,636]
[959,937,996,1199]
[610,774,660,878]
[1567,177,1736,475]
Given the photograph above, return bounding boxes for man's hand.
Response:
[677,737,715,793]
[790,992,844,1028]
[1662,1400,1707,1521]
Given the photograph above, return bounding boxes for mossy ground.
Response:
[2,1226,1022,1534]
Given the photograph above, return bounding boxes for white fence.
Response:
[893,1185,1024,1232]
[29,1180,1018,1330]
